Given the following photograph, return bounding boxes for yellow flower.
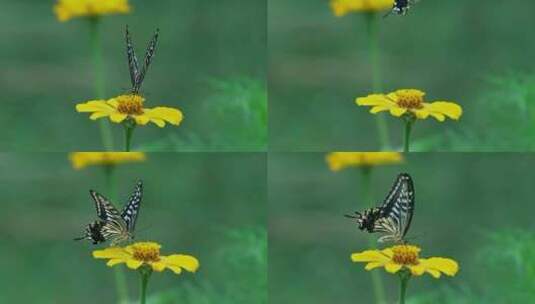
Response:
[69,152,146,170]
[330,0,393,16]
[76,94,183,128]
[351,245,459,278]
[54,0,131,22]
[326,152,403,171]
[93,242,200,275]
[356,89,463,122]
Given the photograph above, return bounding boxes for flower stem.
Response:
[89,17,114,151]
[124,120,136,152]
[139,266,153,304]
[403,117,414,153]
[360,168,386,304]
[103,165,128,303]
[365,12,390,151]
[399,271,411,304]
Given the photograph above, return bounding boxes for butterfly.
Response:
[384,0,416,18]
[125,25,160,95]
[75,180,143,246]
[345,173,415,243]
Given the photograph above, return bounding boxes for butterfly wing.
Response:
[126,25,140,89]
[120,180,143,233]
[89,190,129,244]
[133,29,159,94]
[377,173,415,241]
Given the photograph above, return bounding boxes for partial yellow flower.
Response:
[69,152,146,170]
[76,94,183,128]
[330,0,393,16]
[356,89,463,122]
[54,0,131,22]
[351,244,459,279]
[93,242,200,275]
[326,152,402,171]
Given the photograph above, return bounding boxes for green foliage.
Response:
[148,227,267,304]
[414,72,535,151]
[407,229,535,304]
[140,78,267,151]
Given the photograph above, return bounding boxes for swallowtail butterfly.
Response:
[346,173,415,243]
[125,26,159,95]
[384,0,416,17]
[75,180,143,246]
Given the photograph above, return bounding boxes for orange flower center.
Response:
[116,94,144,115]
[132,242,161,262]
[394,89,425,109]
[392,245,420,265]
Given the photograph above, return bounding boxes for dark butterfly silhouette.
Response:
[75,180,143,246]
[346,173,415,243]
[125,26,159,95]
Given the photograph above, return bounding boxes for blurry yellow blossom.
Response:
[93,242,200,275]
[326,152,403,171]
[330,0,393,16]
[76,94,183,128]
[356,89,463,122]
[69,152,146,169]
[351,244,459,278]
[54,0,131,22]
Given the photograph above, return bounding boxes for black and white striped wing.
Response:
[90,190,121,222]
[120,180,143,232]
[133,29,159,93]
[126,25,140,89]
[376,173,415,241]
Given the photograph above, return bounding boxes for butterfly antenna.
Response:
[383,10,393,18]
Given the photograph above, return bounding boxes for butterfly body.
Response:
[125,26,160,95]
[75,180,143,246]
[385,0,416,17]
[346,173,415,244]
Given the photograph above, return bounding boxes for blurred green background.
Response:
[0,153,266,303]
[0,0,266,151]
[269,153,535,303]
[268,0,535,151]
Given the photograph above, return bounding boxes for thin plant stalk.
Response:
[89,17,114,151]
[398,271,411,304]
[103,165,129,303]
[403,117,414,153]
[139,266,153,304]
[360,168,386,304]
[124,121,135,152]
[365,12,390,151]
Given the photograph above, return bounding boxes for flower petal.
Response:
[109,113,128,123]
[76,100,114,113]
[351,250,390,263]
[370,106,391,114]
[133,115,151,126]
[389,107,407,117]
[364,262,384,271]
[423,102,463,121]
[125,259,144,270]
[384,262,403,273]
[143,106,184,127]
[107,259,127,267]
[421,257,459,277]
[356,94,394,107]
[93,247,131,260]
[160,254,200,274]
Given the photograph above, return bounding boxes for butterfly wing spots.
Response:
[125,25,140,88]
[133,29,159,94]
[121,180,143,232]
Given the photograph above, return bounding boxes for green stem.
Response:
[140,266,153,304]
[403,118,414,153]
[399,271,411,304]
[102,165,128,303]
[89,17,114,151]
[124,121,135,152]
[360,168,386,304]
[365,12,390,151]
